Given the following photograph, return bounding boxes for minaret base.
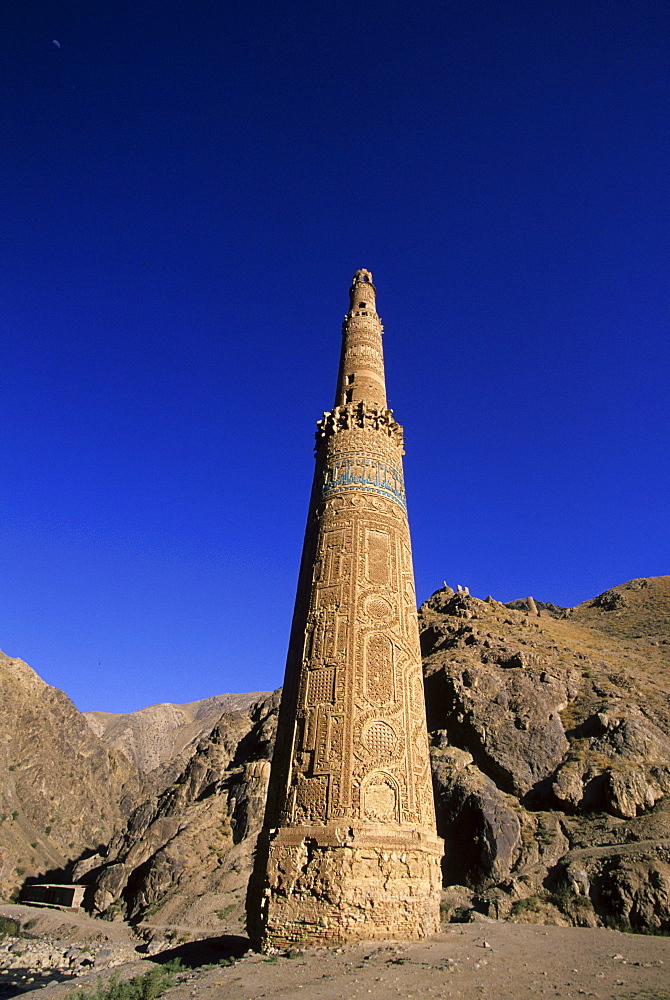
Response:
[248,824,443,950]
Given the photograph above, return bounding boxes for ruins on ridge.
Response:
[246,270,443,949]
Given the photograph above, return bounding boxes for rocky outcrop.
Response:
[421,590,580,796]
[85,692,268,782]
[550,707,670,818]
[0,649,269,904]
[554,838,670,932]
[420,576,670,931]
[5,576,669,936]
[84,692,279,933]
[431,743,522,887]
[0,652,144,900]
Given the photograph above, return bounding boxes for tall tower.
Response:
[247,270,442,949]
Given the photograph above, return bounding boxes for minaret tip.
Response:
[352,268,373,285]
[337,268,385,408]
[348,269,377,315]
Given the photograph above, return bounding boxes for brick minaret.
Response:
[246,270,442,949]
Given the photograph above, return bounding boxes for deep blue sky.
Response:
[2,1,668,713]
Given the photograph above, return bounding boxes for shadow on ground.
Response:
[151,934,251,968]
[0,936,252,999]
[0,968,73,1000]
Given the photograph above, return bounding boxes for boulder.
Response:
[431,746,521,887]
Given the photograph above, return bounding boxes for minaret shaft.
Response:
[334,270,387,409]
[247,270,442,950]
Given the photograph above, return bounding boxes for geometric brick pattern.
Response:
[247,270,443,950]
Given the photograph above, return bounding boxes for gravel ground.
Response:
[18,922,669,1000]
[0,905,144,1000]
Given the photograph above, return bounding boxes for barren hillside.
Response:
[80,576,670,937]
[0,652,143,900]
[423,576,670,930]
[4,576,669,939]
[85,692,268,781]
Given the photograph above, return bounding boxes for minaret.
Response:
[247,270,443,949]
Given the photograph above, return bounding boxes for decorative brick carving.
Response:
[247,270,442,950]
[293,774,329,823]
[307,666,336,706]
[364,633,395,703]
[366,595,394,620]
[362,770,400,822]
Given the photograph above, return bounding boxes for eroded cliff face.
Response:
[7,576,670,935]
[85,692,268,790]
[422,577,670,932]
[82,692,279,934]
[0,652,143,900]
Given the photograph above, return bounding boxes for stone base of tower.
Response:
[247,824,443,951]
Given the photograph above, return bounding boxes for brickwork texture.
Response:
[246,270,443,949]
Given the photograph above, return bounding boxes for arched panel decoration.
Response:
[361,770,401,823]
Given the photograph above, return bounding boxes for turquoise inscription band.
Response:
[321,452,406,510]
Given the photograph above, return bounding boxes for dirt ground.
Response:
[22,921,669,1000]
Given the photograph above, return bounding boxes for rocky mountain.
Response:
[78,576,670,936]
[423,576,670,931]
[82,693,279,934]
[0,651,268,908]
[0,652,144,901]
[5,576,669,937]
[85,692,268,785]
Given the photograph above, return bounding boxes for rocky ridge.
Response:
[0,651,268,909]
[3,575,669,939]
[85,692,267,786]
[0,652,144,902]
[82,692,279,935]
[423,576,670,931]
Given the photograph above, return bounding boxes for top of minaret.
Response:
[333,268,386,410]
[316,269,402,452]
[348,269,377,314]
